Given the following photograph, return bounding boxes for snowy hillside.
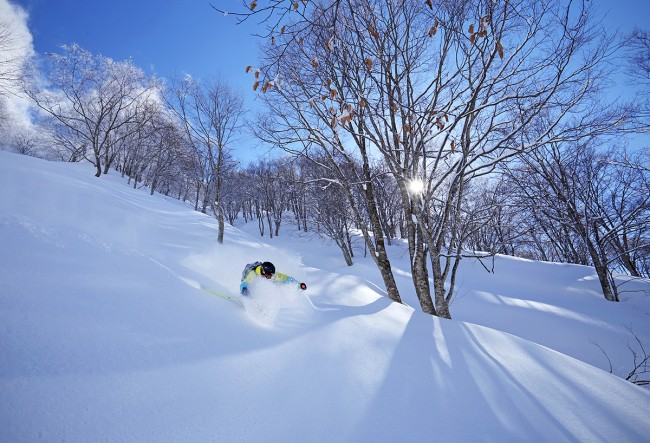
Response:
[1,150,649,442]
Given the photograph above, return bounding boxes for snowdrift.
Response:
[1,151,649,442]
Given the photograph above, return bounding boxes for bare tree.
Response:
[1,9,35,153]
[593,149,650,279]
[42,117,89,162]
[313,179,357,266]
[0,14,29,98]
[144,118,190,196]
[233,0,620,317]
[628,28,650,96]
[167,76,244,243]
[0,24,19,146]
[300,154,362,265]
[25,44,158,177]
[504,137,650,302]
[621,28,650,175]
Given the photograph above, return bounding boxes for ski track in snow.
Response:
[1,151,649,442]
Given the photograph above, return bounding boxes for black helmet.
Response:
[260,261,275,276]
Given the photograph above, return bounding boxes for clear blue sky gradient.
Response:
[16,0,260,84]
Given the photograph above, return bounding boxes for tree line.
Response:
[1,0,648,319]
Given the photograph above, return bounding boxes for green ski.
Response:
[201,287,243,306]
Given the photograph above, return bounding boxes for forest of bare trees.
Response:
[1,0,648,318]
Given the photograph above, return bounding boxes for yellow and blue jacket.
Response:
[240,264,299,294]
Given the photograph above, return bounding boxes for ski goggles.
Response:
[257,266,273,279]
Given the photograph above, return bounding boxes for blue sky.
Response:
[14,0,261,96]
[15,0,650,85]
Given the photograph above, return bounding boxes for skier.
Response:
[239,261,307,295]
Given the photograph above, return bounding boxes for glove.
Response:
[299,282,307,291]
[240,281,249,295]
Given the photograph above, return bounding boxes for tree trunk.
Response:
[217,204,225,244]
[336,235,354,266]
[432,256,452,319]
[93,144,102,177]
[361,168,402,304]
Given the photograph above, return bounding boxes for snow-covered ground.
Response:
[1,150,649,442]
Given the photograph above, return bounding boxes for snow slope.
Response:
[1,150,649,442]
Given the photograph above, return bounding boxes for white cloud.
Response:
[0,0,36,134]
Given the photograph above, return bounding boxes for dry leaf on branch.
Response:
[325,36,335,51]
[340,105,354,125]
[428,19,439,37]
[368,24,380,39]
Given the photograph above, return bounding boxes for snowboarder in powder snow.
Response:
[239,261,307,295]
